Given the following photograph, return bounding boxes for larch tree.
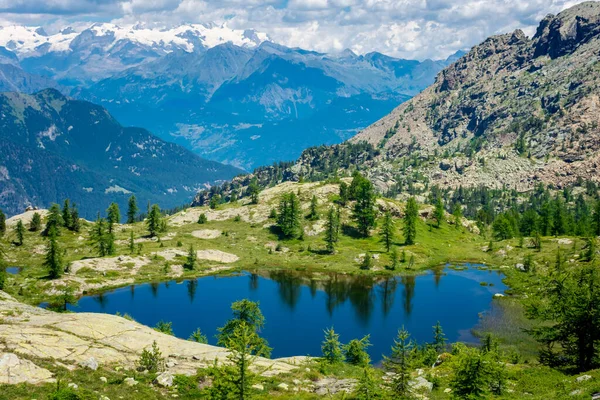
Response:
[276,192,302,239]
[15,220,25,246]
[403,197,418,245]
[106,202,121,233]
[44,225,63,279]
[433,198,445,228]
[29,212,41,232]
[127,195,138,224]
[352,177,376,237]
[62,199,72,229]
[147,204,162,237]
[324,207,340,254]
[379,210,396,252]
[43,204,63,236]
[383,327,414,398]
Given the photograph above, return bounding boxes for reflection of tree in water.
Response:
[433,268,443,288]
[130,285,135,299]
[187,279,198,303]
[324,275,351,316]
[309,279,318,298]
[150,282,160,298]
[249,273,259,291]
[269,271,302,310]
[348,276,375,326]
[93,293,107,309]
[378,277,398,316]
[400,276,416,316]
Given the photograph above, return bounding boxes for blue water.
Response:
[6,267,21,275]
[71,265,506,360]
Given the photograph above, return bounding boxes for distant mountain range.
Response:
[0,23,462,170]
[0,89,242,217]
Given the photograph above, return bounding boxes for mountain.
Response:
[80,43,459,169]
[0,23,268,85]
[192,1,600,204]
[0,89,242,217]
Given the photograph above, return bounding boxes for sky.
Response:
[0,0,587,59]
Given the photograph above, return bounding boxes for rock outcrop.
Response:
[0,291,297,384]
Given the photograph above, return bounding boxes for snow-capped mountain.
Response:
[0,23,268,56]
[0,23,269,84]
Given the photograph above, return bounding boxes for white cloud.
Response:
[0,0,591,59]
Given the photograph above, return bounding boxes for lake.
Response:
[70,264,506,360]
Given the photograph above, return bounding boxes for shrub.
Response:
[198,213,208,224]
[138,340,162,372]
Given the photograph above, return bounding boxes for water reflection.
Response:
[72,264,507,360]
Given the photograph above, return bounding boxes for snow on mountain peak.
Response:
[0,23,270,57]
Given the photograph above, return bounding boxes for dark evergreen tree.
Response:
[43,204,63,236]
[352,178,376,237]
[70,206,80,233]
[344,335,371,366]
[106,203,121,233]
[91,216,115,257]
[379,210,396,252]
[29,212,41,232]
[62,199,72,229]
[324,207,340,254]
[44,225,63,279]
[551,195,567,236]
[147,204,162,237]
[383,327,414,398]
[433,321,447,353]
[339,182,349,206]
[217,299,271,357]
[127,195,138,224]
[276,192,302,239]
[15,220,24,246]
[593,199,600,236]
[308,195,319,220]
[247,177,261,204]
[183,245,197,270]
[403,197,418,245]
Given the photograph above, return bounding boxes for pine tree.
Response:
[189,328,208,344]
[106,203,121,233]
[62,199,72,229]
[354,367,383,400]
[324,207,340,254]
[339,181,349,206]
[361,252,374,270]
[184,245,197,270]
[247,177,261,204]
[383,327,414,398]
[434,198,444,228]
[44,225,63,279]
[209,195,221,210]
[390,246,399,270]
[452,204,463,229]
[43,204,63,236]
[15,220,24,246]
[308,195,319,220]
[0,209,5,236]
[70,206,80,233]
[197,213,208,224]
[552,195,567,236]
[593,199,600,236]
[403,197,418,245]
[276,192,302,239]
[217,299,271,357]
[380,210,396,252]
[147,204,162,237]
[433,321,447,353]
[29,212,41,232]
[352,178,376,237]
[321,327,343,364]
[344,335,371,366]
[127,195,138,224]
[91,216,115,257]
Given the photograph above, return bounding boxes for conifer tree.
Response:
[433,321,447,353]
[352,178,376,237]
[147,204,162,237]
[62,199,72,229]
[276,192,302,239]
[452,204,463,229]
[0,209,5,236]
[344,335,371,366]
[321,327,344,364]
[324,207,340,254]
[308,195,319,220]
[91,216,115,256]
[29,212,41,232]
[361,252,374,270]
[129,231,135,254]
[247,177,261,204]
[338,181,349,206]
[44,225,63,279]
[43,204,63,236]
[403,197,418,245]
[217,299,271,357]
[434,198,445,228]
[380,210,396,252]
[127,195,138,224]
[15,220,24,246]
[106,203,121,233]
[70,206,80,233]
[552,195,567,236]
[593,199,600,236]
[390,246,400,270]
[184,245,197,270]
[383,327,414,398]
[354,367,383,400]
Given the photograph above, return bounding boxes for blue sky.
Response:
[0,0,586,59]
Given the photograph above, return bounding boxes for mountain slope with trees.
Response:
[0,89,242,217]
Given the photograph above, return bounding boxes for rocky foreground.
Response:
[0,291,298,385]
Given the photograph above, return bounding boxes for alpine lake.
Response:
[67,264,506,361]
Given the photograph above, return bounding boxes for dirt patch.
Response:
[158,249,187,261]
[69,255,150,275]
[196,250,239,263]
[191,229,222,239]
